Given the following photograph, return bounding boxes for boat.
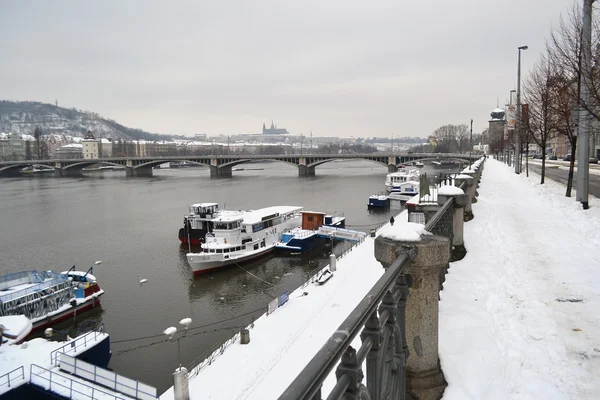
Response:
[169,161,195,168]
[275,211,347,252]
[367,194,389,209]
[385,169,420,192]
[186,206,303,274]
[178,202,223,245]
[415,161,424,167]
[21,166,54,174]
[0,265,104,333]
[388,180,420,202]
[431,160,442,167]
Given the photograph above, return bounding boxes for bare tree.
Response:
[523,55,560,184]
[431,124,469,153]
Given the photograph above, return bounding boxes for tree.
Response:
[430,124,469,153]
[523,55,560,184]
[33,126,42,159]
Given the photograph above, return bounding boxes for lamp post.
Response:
[469,119,473,167]
[300,134,304,155]
[515,45,528,174]
[164,318,192,400]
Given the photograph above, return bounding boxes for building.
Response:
[82,130,101,159]
[0,132,26,161]
[487,107,507,154]
[55,143,83,159]
[262,121,289,135]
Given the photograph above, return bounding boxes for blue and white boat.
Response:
[385,168,420,192]
[276,211,347,252]
[388,180,420,202]
[367,194,389,209]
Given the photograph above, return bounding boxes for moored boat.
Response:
[276,211,347,252]
[367,194,389,209]
[186,206,303,274]
[388,180,420,202]
[0,265,104,333]
[385,169,420,192]
[178,202,222,245]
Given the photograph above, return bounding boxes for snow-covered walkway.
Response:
[439,159,600,399]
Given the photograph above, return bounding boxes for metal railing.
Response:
[0,366,25,390]
[59,354,156,400]
[279,253,411,400]
[30,364,129,400]
[50,325,106,365]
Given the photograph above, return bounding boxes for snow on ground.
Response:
[440,159,600,400]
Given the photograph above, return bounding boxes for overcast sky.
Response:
[0,0,578,138]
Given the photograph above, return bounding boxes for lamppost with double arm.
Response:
[516,45,528,174]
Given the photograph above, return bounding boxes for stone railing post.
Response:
[453,175,475,221]
[437,192,468,261]
[375,231,449,400]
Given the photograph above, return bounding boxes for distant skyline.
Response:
[0,1,576,138]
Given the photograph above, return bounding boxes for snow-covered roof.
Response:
[438,185,465,196]
[378,222,432,242]
[243,206,302,224]
[190,203,218,208]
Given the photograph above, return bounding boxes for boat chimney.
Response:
[173,366,190,400]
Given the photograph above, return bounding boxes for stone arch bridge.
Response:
[0,153,474,178]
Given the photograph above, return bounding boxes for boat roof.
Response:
[190,202,218,208]
[244,206,302,224]
[61,270,97,282]
[302,211,326,216]
[210,210,245,222]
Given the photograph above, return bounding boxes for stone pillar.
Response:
[455,174,475,221]
[438,193,468,261]
[374,234,449,400]
[388,155,398,172]
[210,165,232,178]
[173,366,190,400]
[298,164,315,176]
[126,166,153,177]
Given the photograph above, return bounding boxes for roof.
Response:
[190,203,219,208]
[243,206,302,224]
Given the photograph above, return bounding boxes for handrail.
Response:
[50,324,105,365]
[0,365,25,389]
[424,196,453,232]
[279,253,410,399]
[30,364,129,400]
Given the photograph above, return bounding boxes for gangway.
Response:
[315,226,367,242]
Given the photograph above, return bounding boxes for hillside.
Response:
[0,101,176,141]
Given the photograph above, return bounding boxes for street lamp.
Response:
[469,119,473,168]
[515,45,528,174]
[164,317,192,368]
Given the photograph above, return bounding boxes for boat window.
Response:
[254,244,259,250]
[217,249,223,253]
[224,248,229,253]
[241,225,246,233]
[307,216,313,222]
[242,245,246,250]
[209,249,215,253]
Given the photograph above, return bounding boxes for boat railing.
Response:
[57,354,157,400]
[50,324,106,366]
[0,274,69,304]
[30,364,132,400]
[0,365,25,389]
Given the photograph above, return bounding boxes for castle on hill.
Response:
[262,121,289,135]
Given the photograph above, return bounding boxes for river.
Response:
[0,159,460,393]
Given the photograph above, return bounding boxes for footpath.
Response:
[439,159,600,399]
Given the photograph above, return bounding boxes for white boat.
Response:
[388,180,420,201]
[179,202,223,245]
[186,206,303,274]
[0,266,104,334]
[385,168,420,192]
[415,161,424,167]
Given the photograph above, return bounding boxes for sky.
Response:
[158,158,599,400]
[0,1,581,138]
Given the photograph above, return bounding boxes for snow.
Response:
[438,185,465,196]
[0,315,31,338]
[439,159,600,400]
[161,157,599,400]
[378,221,431,242]
[453,174,474,180]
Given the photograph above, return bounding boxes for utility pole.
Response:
[391,133,394,154]
[516,45,528,174]
[577,0,593,210]
[310,131,312,154]
[469,119,473,167]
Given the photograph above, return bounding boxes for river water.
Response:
[0,160,459,393]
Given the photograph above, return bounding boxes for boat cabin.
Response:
[301,211,327,230]
[189,203,219,218]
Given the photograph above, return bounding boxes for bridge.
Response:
[0,153,475,178]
